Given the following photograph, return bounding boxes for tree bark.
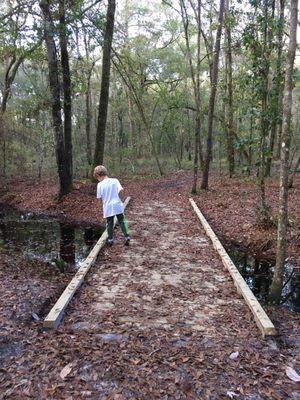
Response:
[201,0,225,190]
[288,153,300,188]
[59,0,73,192]
[180,0,203,193]
[125,85,137,157]
[86,81,92,166]
[256,0,274,226]
[225,0,234,178]
[40,0,69,198]
[1,54,24,113]
[268,0,298,303]
[265,0,285,177]
[93,0,116,169]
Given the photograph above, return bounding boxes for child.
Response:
[94,165,130,246]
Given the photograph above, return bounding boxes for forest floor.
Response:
[0,171,300,399]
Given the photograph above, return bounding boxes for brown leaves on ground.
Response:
[0,171,299,399]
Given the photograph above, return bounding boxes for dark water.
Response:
[228,246,300,313]
[0,205,103,270]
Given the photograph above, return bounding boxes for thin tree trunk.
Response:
[86,77,93,167]
[85,63,95,169]
[288,153,300,188]
[2,139,6,176]
[269,0,298,303]
[256,0,273,226]
[225,0,234,177]
[59,0,72,192]
[201,0,225,190]
[40,0,69,198]
[265,0,285,177]
[83,31,95,171]
[93,0,116,169]
[125,85,136,157]
[248,113,253,175]
[1,55,24,113]
[180,0,203,193]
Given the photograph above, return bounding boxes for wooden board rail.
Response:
[189,198,276,338]
[44,196,131,329]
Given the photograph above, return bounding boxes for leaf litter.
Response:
[0,172,299,399]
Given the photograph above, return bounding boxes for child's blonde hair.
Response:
[93,165,108,179]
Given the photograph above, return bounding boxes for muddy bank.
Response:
[192,174,300,267]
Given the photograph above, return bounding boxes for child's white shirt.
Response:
[97,177,124,218]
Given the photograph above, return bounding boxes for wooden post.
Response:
[44,197,131,329]
[189,198,276,337]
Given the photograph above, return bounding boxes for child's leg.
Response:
[106,216,114,240]
[116,213,130,237]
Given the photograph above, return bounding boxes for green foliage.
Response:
[51,257,66,273]
[0,0,298,181]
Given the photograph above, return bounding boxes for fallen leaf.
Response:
[131,358,140,365]
[60,363,73,380]
[31,312,40,321]
[227,391,238,399]
[286,366,300,382]
[229,351,239,360]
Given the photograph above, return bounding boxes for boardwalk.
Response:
[60,197,295,399]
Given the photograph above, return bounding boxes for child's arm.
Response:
[96,183,102,200]
[117,179,126,201]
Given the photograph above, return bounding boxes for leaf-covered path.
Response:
[60,196,297,398]
[1,189,299,399]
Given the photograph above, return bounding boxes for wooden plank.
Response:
[189,198,276,337]
[44,197,131,329]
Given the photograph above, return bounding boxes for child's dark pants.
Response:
[106,213,129,240]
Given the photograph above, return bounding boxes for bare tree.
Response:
[201,0,225,190]
[224,0,234,177]
[179,0,203,193]
[93,0,116,169]
[40,0,73,198]
[265,0,285,177]
[269,0,298,303]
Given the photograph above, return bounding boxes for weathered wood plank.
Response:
[189,198,276,337]
[44,197,131,329]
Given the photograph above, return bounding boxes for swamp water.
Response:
[228,246,300,313]
[0,205,103,270]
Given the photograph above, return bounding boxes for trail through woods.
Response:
[1,186,300,399]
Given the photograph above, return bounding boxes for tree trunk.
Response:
[265,0,285,177]
[125,85,136,157]
[1,55,24,113]
[59,0,73,192]
[225,0,234,178]
[256,0,273,226]
[86,67,93,168]
[269,0,298,303]
[288,153,300,188]
[93,0,116,169]
[180,0,203,193]
[201,0,225,190]
[40,0,69,198]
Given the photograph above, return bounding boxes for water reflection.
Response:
[0,205,104,269]
[59,224,75,266]
[228,246,300,313]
